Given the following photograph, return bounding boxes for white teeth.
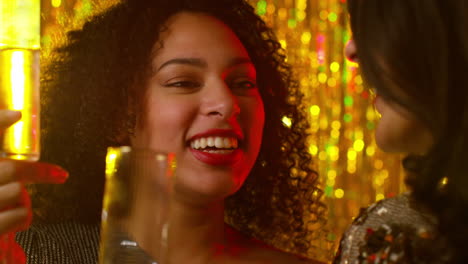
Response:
[200,138,207,148]
[207,137,214,146]
[215,137,223,148]
[190,136,238,150]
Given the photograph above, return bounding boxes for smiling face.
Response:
[132,12,265,203]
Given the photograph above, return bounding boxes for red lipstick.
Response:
[190,148,242,166]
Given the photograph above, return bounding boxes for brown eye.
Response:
[166,81,201,88]
[231,80,257,90]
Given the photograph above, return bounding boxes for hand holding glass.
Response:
[0,1,66,263]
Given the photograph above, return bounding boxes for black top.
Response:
[16,222,100,264]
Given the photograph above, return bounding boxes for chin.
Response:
[377,143,399,153]
[376,137,408,153]
[172,169,245,204]
[375,134,400,153]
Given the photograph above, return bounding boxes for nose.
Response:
[345,39,358,62]
[201,80,240,119]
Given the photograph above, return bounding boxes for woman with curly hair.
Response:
[0,0,326,263]
[335,0,468,263]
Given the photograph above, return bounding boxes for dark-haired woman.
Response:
[335,0,468,263]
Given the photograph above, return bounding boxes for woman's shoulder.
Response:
[16,221,100,264]
[224,224,323,264]
[346,193,435,227]
[333,193,451,264]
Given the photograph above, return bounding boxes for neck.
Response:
[166,198,226,262]
[170,197,225,241]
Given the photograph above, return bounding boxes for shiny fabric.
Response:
[333,193,451,264]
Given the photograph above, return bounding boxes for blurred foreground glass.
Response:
[0,1,40,263]
[99,146,176,264]
[0,0,40,161]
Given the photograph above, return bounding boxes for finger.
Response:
[0,186,32,231]
[0,161,15,184]
[0,182,22,209]
[0,110,21,129]
[0,159,68,184]
[0,207,28,234]
[18,188,32,229]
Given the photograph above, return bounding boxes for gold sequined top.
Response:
[333,193,452,264]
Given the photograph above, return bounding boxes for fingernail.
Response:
[20,162,69,184]
[47,165,69,184]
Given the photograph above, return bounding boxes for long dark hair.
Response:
[32,0,326,256]
[348,0,468,262]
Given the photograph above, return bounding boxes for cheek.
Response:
[375,107,429,153]
[133,97,193,152]
[375,105,406,150]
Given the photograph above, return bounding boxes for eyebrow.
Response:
[156,57,253,72]
[157,58,207,72]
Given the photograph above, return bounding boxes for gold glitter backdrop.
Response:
[248,0,405,255]
[39,0,406,261]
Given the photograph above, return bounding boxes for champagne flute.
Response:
[0,0,40,161]
[99,146,175,264]
[0,1,67,263]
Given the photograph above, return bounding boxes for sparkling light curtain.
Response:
[40,0,406,261]
[247,0,405,255]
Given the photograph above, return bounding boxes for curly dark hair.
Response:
[31,0,326,256]
[348,0,468,262]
